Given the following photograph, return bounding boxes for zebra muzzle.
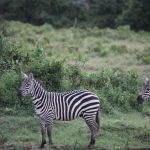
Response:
[17,90,23,100]
[137,95,144,104]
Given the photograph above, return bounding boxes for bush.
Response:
[27,60,65,92]
[0,70,21,107]
[93,43,110,57]
[84,67,143,112]
[110,44,128,54]
[0,31,145,115]
[136,47,150,64]
[0,31,30,76]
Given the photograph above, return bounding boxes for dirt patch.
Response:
[0,144,33,150]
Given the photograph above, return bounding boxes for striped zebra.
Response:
[17,72,100,148]
[137,76,150,104]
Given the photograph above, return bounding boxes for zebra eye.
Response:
[27,83,30,86]
[147,88,150,91]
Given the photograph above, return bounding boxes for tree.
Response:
[117,0,150,31]
[88,0,125,28]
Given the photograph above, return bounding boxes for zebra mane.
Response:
[35,78,45,89]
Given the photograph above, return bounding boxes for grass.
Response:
[1,21,150,149]
[5,20,150,76]
[0,108,150,150]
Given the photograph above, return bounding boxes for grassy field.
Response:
[0,108,150,150]
[5,21,150,76]
[0,21,150,149]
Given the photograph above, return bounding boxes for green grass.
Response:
[0,109,150,150]
[5,21,150,76]
[1,21,150,150]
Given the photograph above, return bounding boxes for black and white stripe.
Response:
[18,72,100,148]
[137,76,150,104]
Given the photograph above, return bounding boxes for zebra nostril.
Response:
[139,95,142,99]
[17,90,23,100]
[137,95,144,104]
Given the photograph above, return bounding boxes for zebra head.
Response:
[137,76,150,104]
[17,72,34,100]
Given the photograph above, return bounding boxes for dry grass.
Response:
[6,21,150,77]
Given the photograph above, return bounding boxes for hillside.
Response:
[5,21,150,76]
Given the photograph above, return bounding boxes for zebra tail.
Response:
[96,108,100,134]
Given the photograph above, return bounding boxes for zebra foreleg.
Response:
[39,119,47,148]
[47,122,53,145]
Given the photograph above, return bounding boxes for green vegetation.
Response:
[136,47,150,64]
[0,21,150,149]
[0,0,150,31]
[0,111,150,150]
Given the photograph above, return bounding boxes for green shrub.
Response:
[0,70,21,107]
[66,63,85,89]
[136,47,150,64]
[93,44,110,57]
[0,31,30,75]
[93,43,103,53]
[0,31,145,114]
[26,60,65,92]
[117,25,131,31]
[110,44,128,54]
[85,67,143,112]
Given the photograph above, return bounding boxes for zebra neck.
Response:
[30,81,47,104]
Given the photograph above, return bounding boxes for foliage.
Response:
[0,70,20,107]
[117,0,150,31]
[110,44,128,54]
[0,30,147,115]
[0,0,150,31]
[0,0,87,28]
[89,0,126,29]
[85,68,143,112]
[92,43,110,57]
[136,47,150,64]
[0,31,30,76]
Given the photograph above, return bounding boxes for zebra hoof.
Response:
[38,145,44,149]
[88,140,95,148]
[88,144,92,149]
[39,141,46,149]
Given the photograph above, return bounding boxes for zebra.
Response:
[17,72,100,148]
[137,76,150,104]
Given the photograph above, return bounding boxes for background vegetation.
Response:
[0,21,150,149]
[0,1,150,149]
[0,0,150,31]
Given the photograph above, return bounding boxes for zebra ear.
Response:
[29,73,34,79]
[144,76,149,83]
[21,72,28,79]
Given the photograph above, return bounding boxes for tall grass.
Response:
[4,21,150,76]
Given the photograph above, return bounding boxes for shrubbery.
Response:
[110,44,127,54]
[136,47,150,64]
[0,31,144,115]
[0,0,150,31]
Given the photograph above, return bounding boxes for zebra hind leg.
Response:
[84,117,98,148]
